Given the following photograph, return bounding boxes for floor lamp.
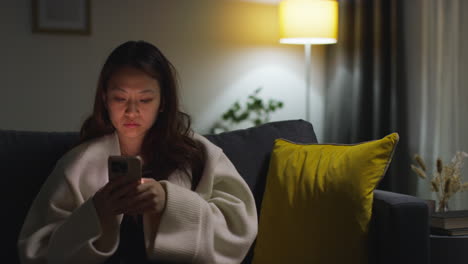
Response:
[279,0,338,122]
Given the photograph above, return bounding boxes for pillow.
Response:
[252,133,399,264]
[205,120,317,215]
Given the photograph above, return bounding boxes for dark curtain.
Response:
[324,0,415,194]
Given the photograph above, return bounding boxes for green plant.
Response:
[210,87,284,133]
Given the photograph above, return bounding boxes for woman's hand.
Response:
[113,178,167,216]
[92,176,141,251]
[93,176,140,221]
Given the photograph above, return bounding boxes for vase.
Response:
[437,200,449,213]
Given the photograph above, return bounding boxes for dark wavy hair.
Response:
[77,40,205,190]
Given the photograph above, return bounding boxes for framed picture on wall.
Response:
[32,0,91,35]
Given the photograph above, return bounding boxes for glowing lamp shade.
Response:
[279,0,338,45]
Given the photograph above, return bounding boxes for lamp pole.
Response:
[305,43,311,122]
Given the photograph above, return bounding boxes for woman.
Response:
[18,40,258,264]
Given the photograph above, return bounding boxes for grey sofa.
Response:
[2,119,429,264]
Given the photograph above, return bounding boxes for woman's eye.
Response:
[113,97,126,102]
[141,99,153,103]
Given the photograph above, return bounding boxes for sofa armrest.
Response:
[368,190,430,264]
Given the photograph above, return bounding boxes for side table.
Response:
[430,234,468,264]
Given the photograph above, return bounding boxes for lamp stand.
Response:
[304,43,311,122]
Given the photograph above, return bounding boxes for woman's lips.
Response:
[124,124,140,128]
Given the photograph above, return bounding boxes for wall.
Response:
[0,0,327,140]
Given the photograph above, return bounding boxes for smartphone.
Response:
[108,155,142,181]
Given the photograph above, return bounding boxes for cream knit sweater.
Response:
[18,132,257,264]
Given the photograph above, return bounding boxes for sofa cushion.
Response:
[252,133,399,264]
[204,120,317,215]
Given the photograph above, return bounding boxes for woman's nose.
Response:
[125,100,139,114]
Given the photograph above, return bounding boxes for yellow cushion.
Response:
[252,133,399,264]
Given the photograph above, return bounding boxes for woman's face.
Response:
[105,66,162,141]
